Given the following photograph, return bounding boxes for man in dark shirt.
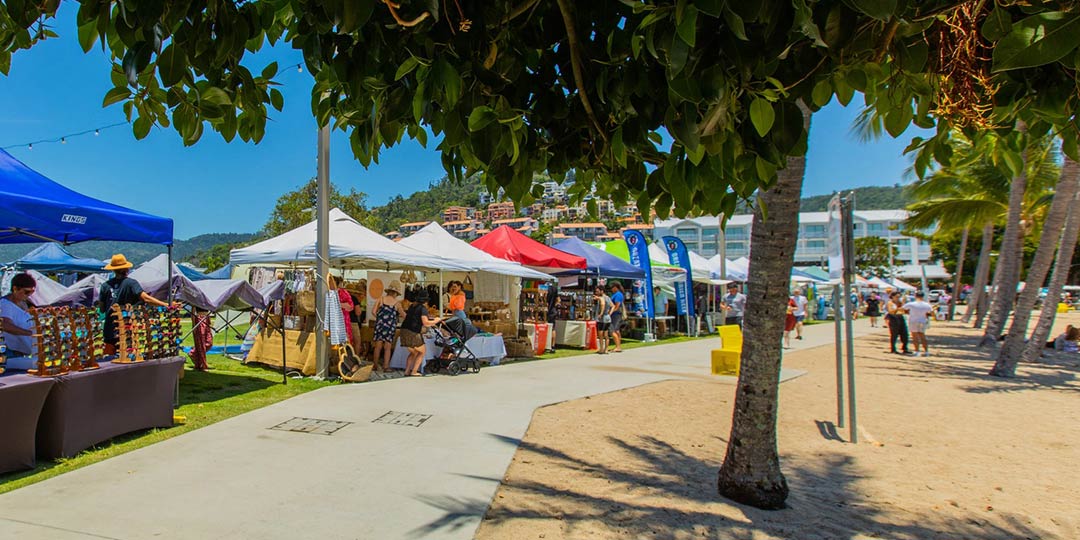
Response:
[99,254,172,355]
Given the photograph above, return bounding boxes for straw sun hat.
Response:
[386,280,403,294]
[104,253,134,270]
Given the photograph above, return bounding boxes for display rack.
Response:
[27,307,72,376]
[112,304,146,364]
[519,288,549,323]
[554,291,595,321]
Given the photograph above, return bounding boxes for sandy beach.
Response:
[476,313,1080,539]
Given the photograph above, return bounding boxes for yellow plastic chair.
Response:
[711,325,743,375]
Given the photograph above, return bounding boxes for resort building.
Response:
[385,231,403,241]
[442,206,475,222]
[492,217,539,235]
[486,201,516,221]
[653,210,932,264]
[554,223,609,242]
[443,219,485,241]
[398,221,432,236]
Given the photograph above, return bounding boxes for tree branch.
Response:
[380,0,431,28]
[555,0,607,144]
[500,0,541,26]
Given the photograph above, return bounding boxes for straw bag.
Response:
[296,290,316,315]
[463,275,475,300]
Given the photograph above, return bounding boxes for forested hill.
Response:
[0,232,258,267]
[799,185,910,212]
[368,175,484,233]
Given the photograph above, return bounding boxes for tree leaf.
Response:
[395,56,420,81]
[341,0,374,33]
[201,87,232,107]
[77,19,98,53]
[261,62,279,79]
[102,87,131,107]
[468,106,497,131]
[270,88,284,111]
[992,12,1080,72]
[845,0,897,21]
[676,5,698,47]
[722,7,747,41]
[157,44,186,87]
[884,102,912,138]
[749,98,775,137]
[696,0,723,18]
[133,115,152,139]
[811,79,832,107]
[981,7,1012,42]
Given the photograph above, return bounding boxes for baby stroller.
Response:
[425,317,480,375]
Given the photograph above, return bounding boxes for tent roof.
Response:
[589,240,687,286]
[472,225,586,270]
[132,254,267,311]
[229,208,470,271]
[893,264,952,280]
[0,148,173,245]
[647,241,722,284]
[550,237,645,279]
[399,222,553,280]
[707,254,747,281]
[8,242,105,272]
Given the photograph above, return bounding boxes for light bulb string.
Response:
[1,61,307,151]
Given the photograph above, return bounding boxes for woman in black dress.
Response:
[864,292,882,328]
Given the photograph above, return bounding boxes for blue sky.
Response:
[0,7,924,239]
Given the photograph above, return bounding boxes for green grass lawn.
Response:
[0,355,334,494]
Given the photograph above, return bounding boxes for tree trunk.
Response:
[980,132,1029,345]
[975,226,1005,329]
[963,222,994,324]
[993,158,1080,375]
[717,102,811,510]
[948,227,969,321]
[1021,197,1080,364]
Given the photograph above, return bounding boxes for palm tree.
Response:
[1021,195,1080,364]
[717,102,811,510]
[993,157,1079,375]
[980,132,1061,346]
[904,135,1008,322]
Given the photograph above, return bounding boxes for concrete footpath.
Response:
[0,320,879,540]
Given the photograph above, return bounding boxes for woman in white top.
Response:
[0,273,38,370]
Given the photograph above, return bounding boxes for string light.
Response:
[2,61,308,151]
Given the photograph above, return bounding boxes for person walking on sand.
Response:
[903,292,936,357]
[885,291,911,355]
[864,292,882,328]
[791,288,808,340]
[783,297,797,349]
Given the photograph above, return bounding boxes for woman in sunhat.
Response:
[98,253,172,357]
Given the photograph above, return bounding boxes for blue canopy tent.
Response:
[7,242,105,273]
[176,263,213,281]
[205,264,235,280]
[551,237,646,279]
[0,148,175,298]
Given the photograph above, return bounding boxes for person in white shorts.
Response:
[903,292,936,357]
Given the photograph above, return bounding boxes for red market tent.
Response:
[472,225,587,270]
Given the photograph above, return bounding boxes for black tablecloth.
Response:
[0,374,55,474]
[36,357,184,460]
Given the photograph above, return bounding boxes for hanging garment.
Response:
[325,291,349,345]
[190,311,215,370]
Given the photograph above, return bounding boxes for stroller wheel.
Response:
[447,360,461,376]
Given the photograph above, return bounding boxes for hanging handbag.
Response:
[463,275,475,300]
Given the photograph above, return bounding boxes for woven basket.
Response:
[505,339,535,358]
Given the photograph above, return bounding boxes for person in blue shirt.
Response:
[609,282,625,353]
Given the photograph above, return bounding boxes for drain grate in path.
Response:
[372,411,432,427]
[269,417,352,435]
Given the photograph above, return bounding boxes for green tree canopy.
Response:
[264,178,373,236]
[853,236,896,277]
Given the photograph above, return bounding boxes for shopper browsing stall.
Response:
[609,282,625,353]
[446,280,469,322]
[372,281,405,372]
[99,254,172,356]
[593,286,612,355]
[0,273,37,370]
[400,289,442,376]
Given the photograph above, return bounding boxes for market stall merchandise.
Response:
[389,334,507,370]
[0,374,54,474]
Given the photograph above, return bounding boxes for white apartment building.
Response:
[653,210,932,264]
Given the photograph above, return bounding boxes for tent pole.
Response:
[167,244,174,304]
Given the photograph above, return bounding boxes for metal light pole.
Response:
[718,213,727,325]
[315,124,331,378]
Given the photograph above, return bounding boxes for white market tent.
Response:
[398,222,553,280]
[230,208,471,271]
[866,276,894,289]
[889,277,918,291]
[648,242,725,285]
[893,263,952,280]
[707,254,747,281]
